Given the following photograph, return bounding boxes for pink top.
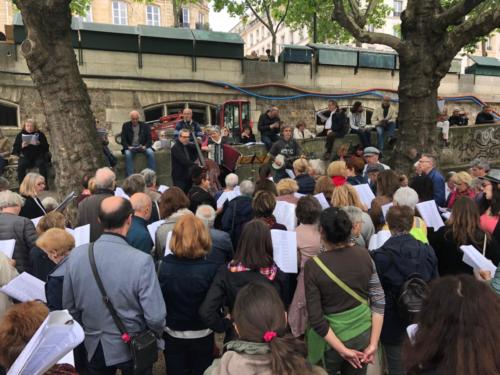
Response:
[480,213,499,234]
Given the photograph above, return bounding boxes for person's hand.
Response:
[21,141,29,148]
[362,343,378,364]
[272,122,280,129]
[474,268,493,281]
[339,347,364,369]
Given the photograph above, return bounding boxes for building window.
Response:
[182,8,190,26]
[82,3,93,22]
[0,101,18,127]
[393,0,403,17]
[256,29,260,42]
[198,13,205,25]
[146,5,161,26]
[486,37,492,50]
[112,1,127,25]
[250,34,254,46]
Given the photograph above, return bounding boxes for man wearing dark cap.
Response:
[64,196,166,374]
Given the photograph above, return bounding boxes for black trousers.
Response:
[18,156,49,183]
[173,177,192,194]
[0,158,7,176]
[87,342,152,375]
[163,332,214,375]
[318,129,343,153]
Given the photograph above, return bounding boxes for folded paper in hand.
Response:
[65,224,90,248]
[314,193,330,210]
[22,134,38,145]
[0,239,15,258]
[271,230,297,273]
[7,310,84,375]
[416,200,445,230]
[273,201,297,231]
[158,185,169,194]
[368,230,391,251]
[164,231,173,257]
[460,245,497,275]
[353,184,375,209]
[147,220,166,244]
[0,272,46,302]
[216,190,240,209]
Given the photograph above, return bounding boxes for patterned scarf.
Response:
[260,215,277,229]
[228,261,278,281]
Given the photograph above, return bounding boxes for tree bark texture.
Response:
[14,0,104,201]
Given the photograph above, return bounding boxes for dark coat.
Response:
[12,129,49,160]
[221,195,253,247]
[372,234,438,345]
[174,120,203,140]
[0,213,37,273]
[170,142,198,191]
[19,195,46,219]
[347,174,367,186]
[158,255,219,331]
[188,185,216,213]
[77,189,114,242]
[199,265,290,333]
[45,256,69,311]
[120,121,152,151]
[475,111,495,125]
[208,228,234,265]
[322,109,348,137]
[126,216,153,255]
[30,246,56,281]
[257,112,280,137]
[428,226,500,276]
[295,174,316,195]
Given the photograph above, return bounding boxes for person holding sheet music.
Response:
[39,228,75,311]
[371,205,438,375]
[199,220,290,343]
[276,178,300,205]
[252,191,287,231]
[19,173,46,219]
[0,190,37,273]
[158,215,219,375]
[304,207,385,373]
[12,119,50,184]
[0,252,17,319]
[428,197,500,276]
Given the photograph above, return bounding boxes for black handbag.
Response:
[88,243,158,373]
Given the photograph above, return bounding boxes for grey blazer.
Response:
[63,233,166,366]
[0,213,37,273]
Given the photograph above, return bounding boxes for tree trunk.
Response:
[173,0,180,27]
[271,34,277,61]
[15,1,104,205]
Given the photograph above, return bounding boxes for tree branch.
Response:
[363,0,379,24]
[332,0,402,51]
[445,6,500,54]
[347,0,363,25]
[245,0,273,31]
[435,0,487,28]
[275,0,291,32]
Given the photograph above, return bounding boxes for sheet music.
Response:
[8,310,84,375]
[147,220,165,244]
[55,191,76,212]
[114,187,129,200]
[271,230,298,273]
[158,185,169,194]
[31,216,43,228]
[0,239,15,258]
[416,200,445,230]
[285,169,295,179]
[353,184,375,209]
[441,211,451,220]
[460,245,497,275]
[216,190,240,209]
[381,203,393,219]
[368,230,391,251]
[0,272,46,302]
[406,324,418,345]
[164,231,173,256]
[22,134,38,145]
[65,224,90,248]
[57,351,74,366]
[273,201,297,231]
[314,193,330,210]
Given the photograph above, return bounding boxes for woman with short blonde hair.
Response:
[294,158,316,195]
[158,213,219,375]
[276,178,300,204]
[447,171,475,209]
[36,228,75,264]
[19,172,46,219]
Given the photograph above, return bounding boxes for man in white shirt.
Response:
[316,100,348,160]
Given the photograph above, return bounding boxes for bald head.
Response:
[130,192,152,221]
[130,110,140,123]
[94,167,116,190]
[99,196,133,232]
[183,108,193,122]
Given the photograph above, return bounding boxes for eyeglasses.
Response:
[418,160,431,164]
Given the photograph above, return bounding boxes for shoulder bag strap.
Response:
[88,243,130,341]
[483,233,487,256]
[313,256,368,306]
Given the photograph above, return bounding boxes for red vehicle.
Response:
[146,100,252,142]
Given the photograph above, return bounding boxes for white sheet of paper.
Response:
[416,200,445,230]
[114,187,129,200]
[65,224,90,248]
[285,169,295,179]
[158,185,169,194]
[294,192,305,199]
[314,193,330,210]
[406,324,418,345]
[8,310,84,375]
[0,239,15,258]
[441,211,451,220]
[216,190,240,209]
[460,245,497,275]
[31,216,43,228]
[0,272,46,302]
[368,230,391,251]
[57,351,75,366]
[147,220,165,244]
[273,201,297,231]
[164,231,173,256]
[271,230,298,273]
[381,203,393,219]
[353,184,375,209]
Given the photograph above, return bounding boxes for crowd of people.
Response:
[0,128,499,374]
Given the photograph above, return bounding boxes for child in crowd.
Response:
[204,282,326,375]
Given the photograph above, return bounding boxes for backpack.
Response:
[397,273,429,324]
